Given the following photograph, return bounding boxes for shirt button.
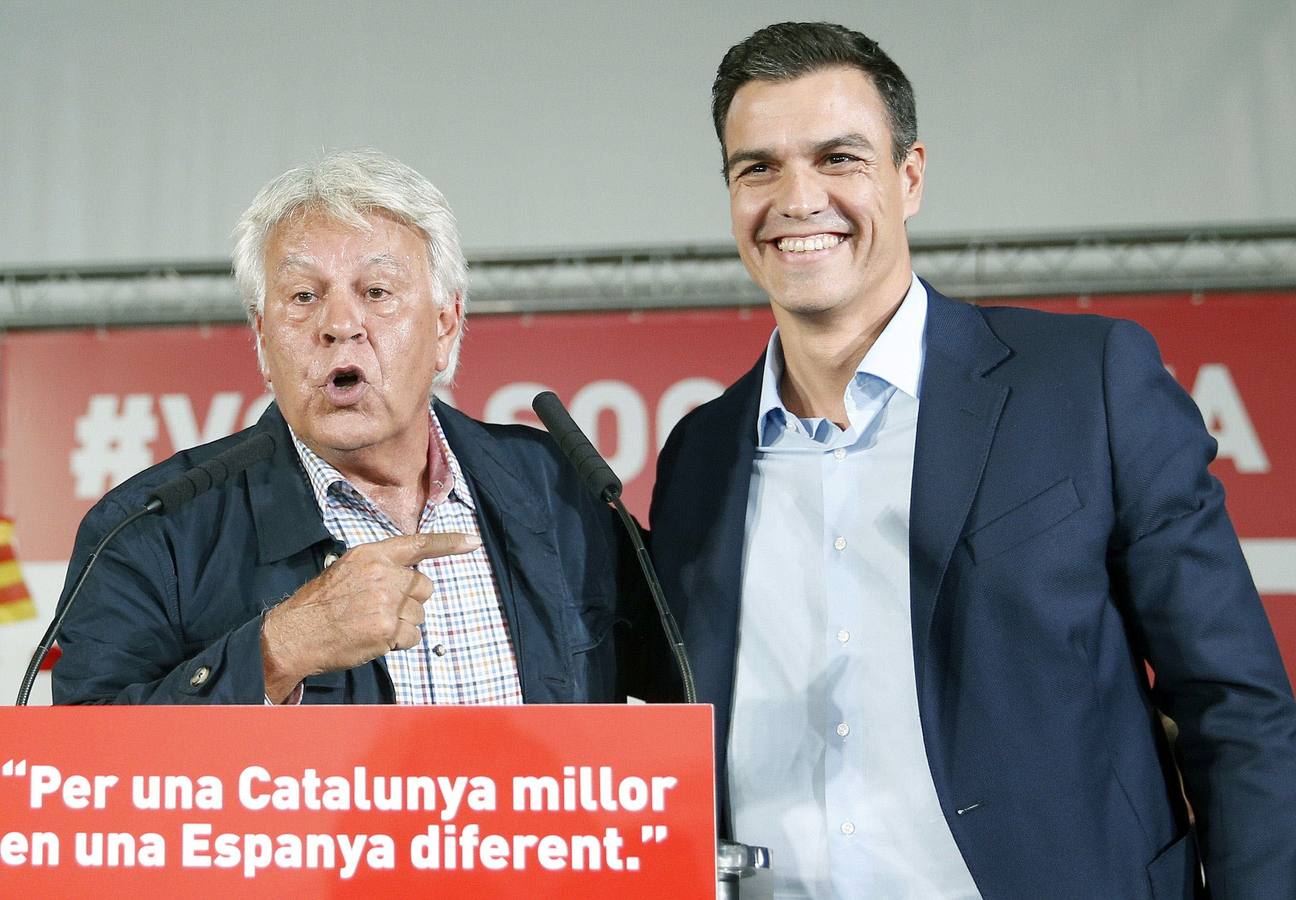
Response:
[836,723,850,737]
[833,536,847,551]
[837,629,850,643]
[432,644,448,657]
[833,448,846,460]
[323,552,340,568]
[840,821,855,836]
[189,666,211,687]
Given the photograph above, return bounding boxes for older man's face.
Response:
[256,207,460,464]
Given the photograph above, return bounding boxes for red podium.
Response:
[0,704,715,897]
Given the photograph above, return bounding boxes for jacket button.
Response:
[323,552,340,568]
[190,666,211,687]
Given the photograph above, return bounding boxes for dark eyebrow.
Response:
[724,148,773,175]
[725,133,879,175]
[812,133,876,156]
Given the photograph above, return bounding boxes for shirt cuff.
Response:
[264,683,304,705]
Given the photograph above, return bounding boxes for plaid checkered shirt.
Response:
[291,408,523,706]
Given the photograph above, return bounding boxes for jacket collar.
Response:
[247,399,550,567]
[433,400,544,533]
[248,403,334,564]
[702,282,1012,694]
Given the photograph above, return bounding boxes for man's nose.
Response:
[775,166,828,219]
[318,293,367,345]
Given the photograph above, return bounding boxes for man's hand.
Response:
[260,532,481,702]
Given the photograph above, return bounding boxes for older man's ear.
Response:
[435,293,464,373]
[254,314,272,387]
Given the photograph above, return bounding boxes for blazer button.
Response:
[323,552,340,568]
[190,666,211,687]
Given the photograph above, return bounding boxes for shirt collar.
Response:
[290,404,475,517]
[756,272,928,443]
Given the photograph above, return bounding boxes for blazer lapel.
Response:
[909,288,1010,695]
[678,359,762,696]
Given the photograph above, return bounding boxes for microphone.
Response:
[15,433,277,706]
[532,392,623,503]
[532,391,696,704]
[145,432,276,512]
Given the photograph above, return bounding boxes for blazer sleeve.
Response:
[51,496,270,705]
[1102,318,1296,897]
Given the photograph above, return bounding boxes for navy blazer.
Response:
[54,401,649,706]
[649,287,1296,899]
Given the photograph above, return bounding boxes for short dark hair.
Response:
[712,22,917,172]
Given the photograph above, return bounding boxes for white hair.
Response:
[232,148,468,385]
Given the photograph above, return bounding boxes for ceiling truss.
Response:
[2,225,1293,329]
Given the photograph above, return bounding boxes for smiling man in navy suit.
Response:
[649,22,1296,899]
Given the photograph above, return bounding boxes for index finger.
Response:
[373,531,482,566]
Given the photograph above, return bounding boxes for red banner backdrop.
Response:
[1,292,1293,687]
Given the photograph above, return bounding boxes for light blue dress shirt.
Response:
[729,274,981,899]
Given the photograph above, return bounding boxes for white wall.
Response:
[2,0,1293,270]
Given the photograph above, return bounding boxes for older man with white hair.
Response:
[54,149,647,706]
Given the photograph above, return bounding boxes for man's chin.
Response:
[771,289,850,318]
[293,413,390,459]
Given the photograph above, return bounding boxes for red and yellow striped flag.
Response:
[0,517,37,624]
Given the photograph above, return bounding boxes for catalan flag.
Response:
[0,517,37,624]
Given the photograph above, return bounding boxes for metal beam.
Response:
[2,224,1294,328]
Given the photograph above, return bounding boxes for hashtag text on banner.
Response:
[70,393,160,499]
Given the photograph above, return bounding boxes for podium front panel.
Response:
[0,704,715,898]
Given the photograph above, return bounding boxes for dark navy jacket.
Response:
[648,288,1296,899]
[53,401,652,705]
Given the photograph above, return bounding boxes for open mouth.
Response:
[774,233,845,254]
[323,366,367,406]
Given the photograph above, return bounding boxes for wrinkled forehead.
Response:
[265,205,431,277]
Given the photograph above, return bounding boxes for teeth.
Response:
[777,234,842,253]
